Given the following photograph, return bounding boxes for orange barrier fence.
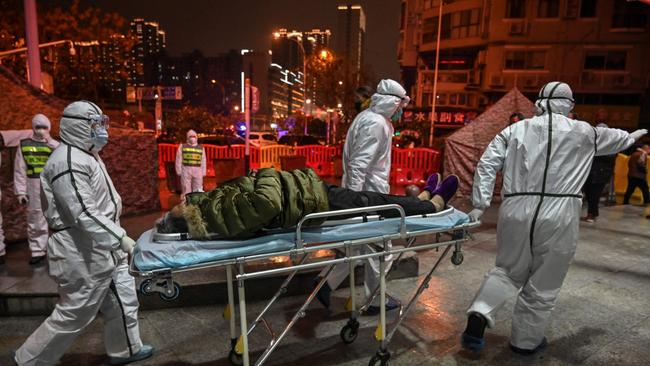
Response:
[158,144,440,185]
[294,145,340,177]
[391,148,441,186]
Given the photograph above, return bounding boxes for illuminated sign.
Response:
[402,109,478,127]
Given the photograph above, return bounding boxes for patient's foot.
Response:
[423,173,441,194]
[431,175,459,208]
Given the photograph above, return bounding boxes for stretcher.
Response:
[129,204,479,366]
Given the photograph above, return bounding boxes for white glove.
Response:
[17,195,29,205]
[630,129,648,141]
[468,208,484,222]
[120,236,136,255]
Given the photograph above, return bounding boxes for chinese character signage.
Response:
[402,109,478,127]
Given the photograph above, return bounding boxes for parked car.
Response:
[198,134,245,146]
[239,131,277,147]
[278,134,321,146]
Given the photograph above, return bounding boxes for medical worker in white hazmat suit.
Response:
[316,79,410,315]
[14,114,59,264]
[14,101,154,366]
[462,82,647,354]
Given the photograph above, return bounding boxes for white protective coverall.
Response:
[0,130,34,258]
[467,82,638,350]
[15,101,145,365]
[14,115,59,258]
[175,129,206,197]
[322,79,410,303]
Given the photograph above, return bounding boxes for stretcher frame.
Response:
[128,204,479,366]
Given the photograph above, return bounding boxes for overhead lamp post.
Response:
[429,0,445,147]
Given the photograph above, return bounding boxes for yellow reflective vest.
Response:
[20,138,54,178]
[182,144,203,167]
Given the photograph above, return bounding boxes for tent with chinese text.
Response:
[443,88,535,197]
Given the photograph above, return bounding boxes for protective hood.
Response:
[534,81,574,117]
[60,100,104,153]
[32,114,51,130]
[370,79,410,119]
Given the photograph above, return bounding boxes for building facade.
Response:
[129,18,166,87]
[335,4,366,86]
[399,0,650,131]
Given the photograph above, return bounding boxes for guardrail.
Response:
[158,144,440,185]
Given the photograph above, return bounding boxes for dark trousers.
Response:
[584,182,607,217]
[326,184,437,218]
[623,177,650,204]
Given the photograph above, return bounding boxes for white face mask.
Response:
[189,137,197,145]
[33,128,48,139]
[91,125,109,151]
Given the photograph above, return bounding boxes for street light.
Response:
[0,39,76,58]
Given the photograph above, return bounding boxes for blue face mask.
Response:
[90,126,109,150]
[391,108,403,122]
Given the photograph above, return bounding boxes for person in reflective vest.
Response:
[14,114,60,265]
[175,129,206,199]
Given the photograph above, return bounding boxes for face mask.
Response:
[391,108,403,122]
[91,126,109,150]
[33,128,48,139]
[189,137,197,145]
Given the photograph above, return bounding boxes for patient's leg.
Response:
[326,185,440,217]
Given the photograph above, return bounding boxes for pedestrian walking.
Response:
[623,143,650,206]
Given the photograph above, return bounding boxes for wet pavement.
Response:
[1,202,650,365]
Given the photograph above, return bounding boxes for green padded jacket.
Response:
[183,168,329,239]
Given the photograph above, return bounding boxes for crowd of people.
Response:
[0,79,648,365]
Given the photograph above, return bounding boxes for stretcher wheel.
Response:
[228,349,243,366]
[159,282,181,301]
[451,252,464,265]
[139,279,154,295]
[368,350,391,366]
[340,319,360,344]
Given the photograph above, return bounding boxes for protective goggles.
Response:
[379,93,411,107]
[63,113,110,130]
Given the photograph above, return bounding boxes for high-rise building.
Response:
[129,18,166,87]
[399,0,650,133]
[271,28,331,70]
[335,4,366,84]
[271,28,331,107]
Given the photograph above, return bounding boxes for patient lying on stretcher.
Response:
[157,168,458,239]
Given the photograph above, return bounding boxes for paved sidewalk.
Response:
[1,204,649,365]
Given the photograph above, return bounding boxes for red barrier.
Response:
[158,144,440,183]
[391,148,440,186]
[294,145,338,177]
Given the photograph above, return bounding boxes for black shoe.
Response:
[461,313,488,352]
[365,298,401,316]
[315,280,331,309]
[29,255,46,265]
[0,255,5,266]
[509,337,548,355]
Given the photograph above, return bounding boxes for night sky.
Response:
[83,0,401,82]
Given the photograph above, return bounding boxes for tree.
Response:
[164,105,231,142]
[0,0,134,103]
